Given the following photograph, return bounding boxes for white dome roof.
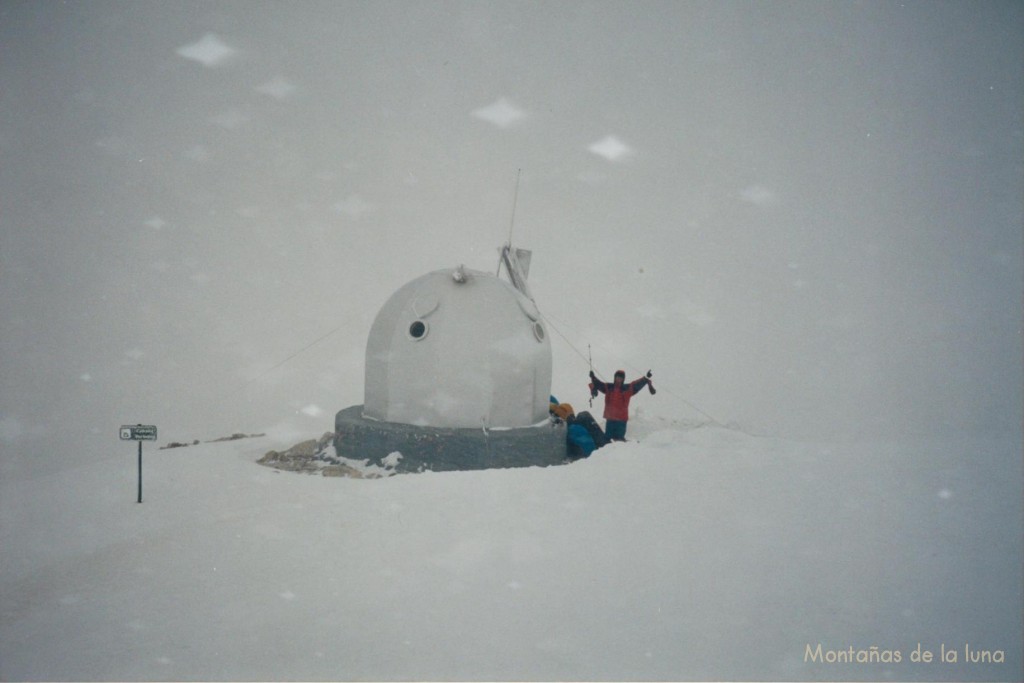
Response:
[363,267,551,428]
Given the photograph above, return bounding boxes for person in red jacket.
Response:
[589,369,653,441]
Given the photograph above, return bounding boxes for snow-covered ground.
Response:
[1,417,1020,681]
[1,2,1021,681]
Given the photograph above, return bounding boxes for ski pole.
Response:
[588,344,594,407]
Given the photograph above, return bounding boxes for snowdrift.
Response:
[1,417,1020,681]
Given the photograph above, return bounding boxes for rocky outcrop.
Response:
[257,433,332,473]
[257,432,397,478]
[322,464,367,478]
[160,432,265,450]
[208,432,266,443]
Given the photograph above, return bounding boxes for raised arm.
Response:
[629,376,650,395]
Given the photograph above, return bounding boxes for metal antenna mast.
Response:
[498,168,523,279]
[507,168,521,246]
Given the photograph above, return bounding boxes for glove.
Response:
[646,370,653,378]
[589,370,597,381]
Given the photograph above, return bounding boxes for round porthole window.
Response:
[408,320,428,340]
[533,321,546,342]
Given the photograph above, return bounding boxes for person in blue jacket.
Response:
[566,416,596,460]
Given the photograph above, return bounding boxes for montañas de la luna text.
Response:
[804,643,1006,664]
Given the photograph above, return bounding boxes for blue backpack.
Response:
[567,423,596,459]
[573,411,608,449]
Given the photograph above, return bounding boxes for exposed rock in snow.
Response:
[160,440,200,450]
[321,463,367,478]
[160,432,265,450]
[257,432,399,478]
[207,432,267,443]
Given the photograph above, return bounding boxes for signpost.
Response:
[120,424,157,503]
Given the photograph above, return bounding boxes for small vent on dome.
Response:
[408,320,428,340]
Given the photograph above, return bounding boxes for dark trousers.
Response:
[605,419,627,441]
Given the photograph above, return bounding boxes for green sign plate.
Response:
[120,425,158,441]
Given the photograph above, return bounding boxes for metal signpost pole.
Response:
[121,424,157,503]
[138,440,143,503]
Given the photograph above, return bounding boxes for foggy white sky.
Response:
[1,1,1021,453]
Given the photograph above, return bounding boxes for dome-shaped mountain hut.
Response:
[334,248,566,472]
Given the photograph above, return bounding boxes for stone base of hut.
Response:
[334,405,567,473]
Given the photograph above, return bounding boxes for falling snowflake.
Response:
[301,404,324,418]
[740,184,776,206]
[176,33,237,67]
[471,97,527,128]
[255,77,296,100]
[588,135,634,161]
